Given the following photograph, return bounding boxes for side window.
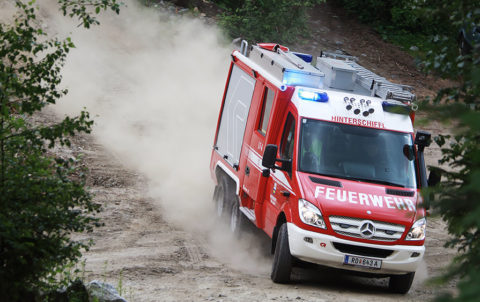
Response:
[280,113,295,161]
[258,87,274,136]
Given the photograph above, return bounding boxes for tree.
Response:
[420,2,480,301]
[218,0,324,44]
[0,0,120,300]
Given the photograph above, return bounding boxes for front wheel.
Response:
[389,272,415,294]
[271,223,292,283]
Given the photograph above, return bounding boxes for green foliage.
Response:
[211,0,243,10]
[335,0,394,25]
[217,0,324,44]
[117,269,124,296]
[416,2,479,301]
[334,0,448,53]
[339,0,479,299]
[0,0,120,300]
[335,0,441,33]
[57,0,122,28]
[429,111,480,301]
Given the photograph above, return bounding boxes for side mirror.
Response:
[428,169,441,187]
[414,130,431,152]
[414,130,431,188]
[262,144,278,169]
[262,144,292,175]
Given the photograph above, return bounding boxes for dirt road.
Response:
[34,1,458,301]
[49,106,454,302]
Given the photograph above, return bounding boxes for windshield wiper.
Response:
[310,172,346,180]
[345,177,405,188]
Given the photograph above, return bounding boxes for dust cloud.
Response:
[0,1,17,21]
[37,0,271,274]
[413,260,429,286]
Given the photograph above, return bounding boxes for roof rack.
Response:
[319,51,358,62]
[320,51,416,103]
[242,42,416,103]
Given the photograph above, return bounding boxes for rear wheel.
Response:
[213,177,229,220]
[271,223,292,283]
[389,272,415,294]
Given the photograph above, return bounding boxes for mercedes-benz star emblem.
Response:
[359,221,376,239]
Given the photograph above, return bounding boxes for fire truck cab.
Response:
[210,41,434,294]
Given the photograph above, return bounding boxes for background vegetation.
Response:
[333,0,445,51]
[2,0,479,300]
[0,1,120,300]
[214,0,324,44]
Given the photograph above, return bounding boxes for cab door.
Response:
[263,111,297,235]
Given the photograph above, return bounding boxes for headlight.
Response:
[298,199,326,229]
[406,218,426,240]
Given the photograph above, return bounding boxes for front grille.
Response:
[332,242,394,258]
[329,216,405,242]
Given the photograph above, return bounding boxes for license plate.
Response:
[344,255,382,269]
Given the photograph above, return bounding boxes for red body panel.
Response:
[210,51,425,248]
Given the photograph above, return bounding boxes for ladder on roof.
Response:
[321,52,416,103]
[347,61,415,103]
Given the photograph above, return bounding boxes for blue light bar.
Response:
[298,89,329,102]
[292,52,313,63]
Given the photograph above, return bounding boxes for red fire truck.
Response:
[209,41,436,294]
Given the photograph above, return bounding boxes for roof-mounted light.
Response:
[298,89,329,102]
[292,52,313,63]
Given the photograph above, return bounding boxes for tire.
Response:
[271,223,292,283]
[229,199,247,237]
[213,177,229,220]
[389,272,415,294]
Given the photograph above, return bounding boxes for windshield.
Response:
[299,119,417,188]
